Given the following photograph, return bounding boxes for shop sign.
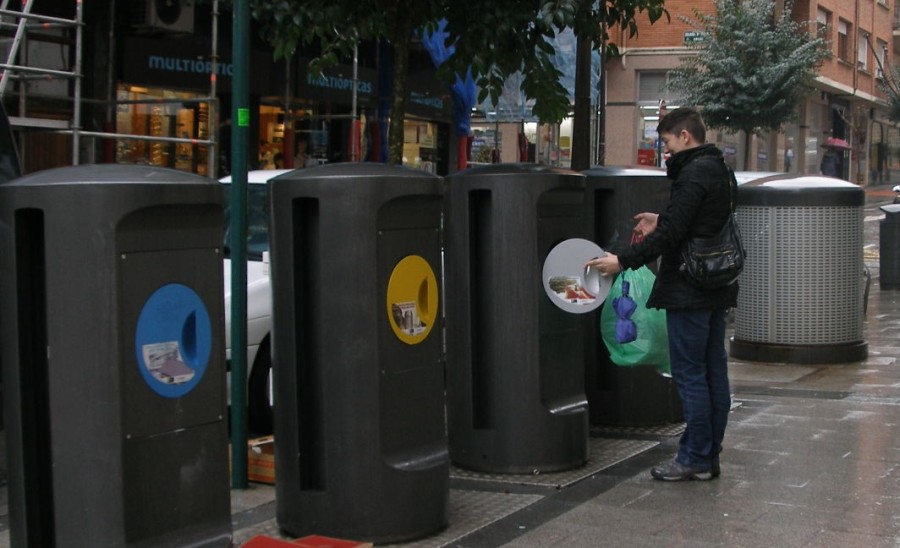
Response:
[297,59,376,103]
[405,70,451,121]
[123,36,270,94]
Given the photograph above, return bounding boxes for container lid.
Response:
[581,165,667,177]
[0,164,215,187]
[448,162,580,179]
[738,175,865,207]
[276,161,442,181]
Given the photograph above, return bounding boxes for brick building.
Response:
[605,0,899,184]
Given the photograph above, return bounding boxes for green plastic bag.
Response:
[600,265,671,374]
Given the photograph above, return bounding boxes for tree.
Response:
[880,66,900,125]
[247,0,667,165]
[667,0,827,169]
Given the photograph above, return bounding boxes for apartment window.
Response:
[858,31,869,71]
[816,8,830,41]
[877,39,888,79]
[837,19,850,62]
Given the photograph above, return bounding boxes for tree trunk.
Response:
[743,130,752,171]
[571,34,593,171]
[387,16,413,165]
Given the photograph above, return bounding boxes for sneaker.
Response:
[651,458,713,481]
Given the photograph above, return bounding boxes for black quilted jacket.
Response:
[617,143,740,310]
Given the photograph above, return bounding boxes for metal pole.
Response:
[106,0,116,162]
[351,42,358,161]
[0,0,35,98]
[71,0,82,164]
[208,0,219,179]
[230,0,250,490]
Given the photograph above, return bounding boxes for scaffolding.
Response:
[0,0,83,162]
[0,0,220,177]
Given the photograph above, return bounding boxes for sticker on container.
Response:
[386,255,438,345]
[141,341,196,385]
[135,283,212,398]
[542,238,610,314]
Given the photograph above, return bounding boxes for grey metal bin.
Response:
[444,163,589,474]
[880,204,900,289]
[730,176,867,364]
[581,166,682,426]
[269,163,447,543]
[0,165,230,546]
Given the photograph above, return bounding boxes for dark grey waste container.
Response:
[880,204,900,289]
[269,163,447,543]
[581,166,682,426]
[731,176,867,364]
[445,163,589,474]
[0,165,230,546]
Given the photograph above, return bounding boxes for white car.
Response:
[221,169,290,435]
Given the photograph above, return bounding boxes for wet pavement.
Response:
[3,185,900,547]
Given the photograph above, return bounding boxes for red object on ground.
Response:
[241,536,298,547]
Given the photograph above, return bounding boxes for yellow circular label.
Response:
[386,255,438,345]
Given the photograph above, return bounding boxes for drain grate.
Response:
[449,438,658,488]
[736,387,851,400]
[591,422,686,438]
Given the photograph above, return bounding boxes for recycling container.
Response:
[731,176,867,364]
[880,204,900,289]
[269,163,447,543]
[0,165,230,546]
[581,166,683,426]
[444,163,589,474]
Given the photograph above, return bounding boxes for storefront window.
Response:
[403,119,439,173]
[637,104,665,167]
[115,85,210,175]
[781,124,799,173]
[806,103,824,174]
[257,104,323,170]
[636,71,680,167]
[756,134,769,171]
[470,124,499,164]
[871,122,888,184]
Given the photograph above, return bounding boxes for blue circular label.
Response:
[134,283,212,398]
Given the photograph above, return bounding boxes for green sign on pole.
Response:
[237,108,250,127]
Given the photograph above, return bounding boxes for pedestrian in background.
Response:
[820,148,840,178]
[586,107,738,481]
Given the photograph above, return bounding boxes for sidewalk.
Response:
[2,187,899,547]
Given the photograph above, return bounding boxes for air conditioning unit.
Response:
[134,0,194,34]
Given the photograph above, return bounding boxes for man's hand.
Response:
[584,253,621,277]
[633,213,659,238]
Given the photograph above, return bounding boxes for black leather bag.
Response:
[678,212,745,289]
[678,171,746,289]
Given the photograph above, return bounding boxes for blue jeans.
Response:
[666,308,731,471]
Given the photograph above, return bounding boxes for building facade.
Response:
[605,0,899,184]
[2,0,454,177]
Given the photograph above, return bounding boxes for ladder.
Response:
[0,0,83,162]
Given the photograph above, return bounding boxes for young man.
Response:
[586,106,738,481]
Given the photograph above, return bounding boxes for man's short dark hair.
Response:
[657,106,706,143]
